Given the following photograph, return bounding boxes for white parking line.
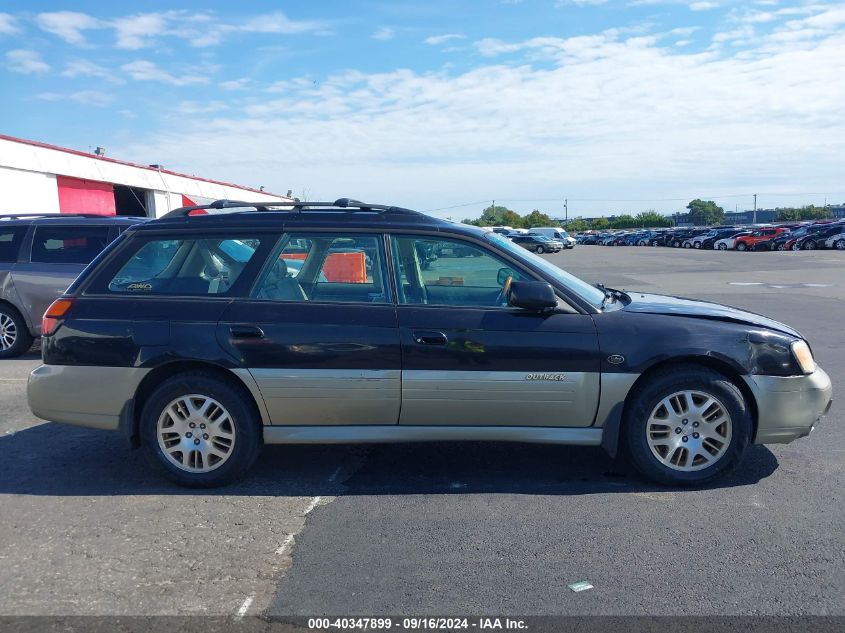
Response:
[235,595,254,619]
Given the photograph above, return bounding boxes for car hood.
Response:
[621,292,801,337]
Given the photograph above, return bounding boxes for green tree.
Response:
[774,205,832,221]
[635,210,671,227]
[609,214,638,229]
[523,209,558,228]
[686,199,725,226]
[563,218,590,232]
[592,217,610,230]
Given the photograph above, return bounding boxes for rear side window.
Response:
[0,227,25,263]
[107,236,265,295]
[31,226,112,264]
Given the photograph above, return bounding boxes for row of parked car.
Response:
[575,220,845,251]
[489,227,576,254]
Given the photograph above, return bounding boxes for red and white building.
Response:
[0,134,290,217]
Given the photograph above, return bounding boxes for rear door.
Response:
[389,234,601,427]
[13,223,114,333]
[218,231,401,426]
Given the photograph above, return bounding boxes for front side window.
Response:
[0,227,25,263]
[254,233,389,303]
[390,235,527,307]
[31,226,112,265]
[107,236,264,295]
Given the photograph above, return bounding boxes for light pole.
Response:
[753,193,757,224]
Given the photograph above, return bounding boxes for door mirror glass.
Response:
[507,280,558,311]
[497,267,516,287]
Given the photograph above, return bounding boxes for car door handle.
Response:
[413,330,448,345]
[229,324,264,339]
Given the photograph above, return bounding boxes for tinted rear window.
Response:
[0,227,25,263]
[31,226,112,265]
[107,236,266,295]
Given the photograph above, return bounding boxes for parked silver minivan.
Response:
[528,227,575,248]
[0,214,144,358]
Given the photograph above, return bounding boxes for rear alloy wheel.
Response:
[694,242,701,249]
[535,245,545,254]
[803,240,816,250]
[777,243,786,251]
[736,242,747,251]
[0,306,33,359]
[835,239,845,250]
[683,242,692,249]
[623,366,751,486]
[717,243,728,250]
[141,372,261,487]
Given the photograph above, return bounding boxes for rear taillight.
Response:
[42,298,74,336]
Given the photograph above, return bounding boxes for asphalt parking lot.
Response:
[0,246,842,617]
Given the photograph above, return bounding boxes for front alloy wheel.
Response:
[803,240,816,250]
[717,243,728,250]
[622,365,751,486]
[535,245,545,254]
[736,242,747,251]
[0,307,33,359]
[646,391,732,472]
[835,239,845,250]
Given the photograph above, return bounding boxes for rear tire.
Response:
[736,242,747,251]
[140,372,262,487]
[717,243,728,250]
[0,305,33,359]
[535,245,544,254]
[803,240,816,250]
[835,239,845,250]
[622,365,752,486]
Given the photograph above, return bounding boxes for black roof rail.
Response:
[161,198,423,219]
[0,213,144,220]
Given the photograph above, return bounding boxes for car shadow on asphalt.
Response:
[0,422,779,496]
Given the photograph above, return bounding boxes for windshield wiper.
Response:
[596,283,629,310]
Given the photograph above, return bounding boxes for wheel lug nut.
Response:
[200,424,206,429]
[189,422,196,428]
[693,432,700,439]
[194,438,200,445]
[682,436,689,442]
[186,432,192,438]
[682,419,688,425]
[203,434,209,440]
[675,427,682,434]
[693,421,699,428]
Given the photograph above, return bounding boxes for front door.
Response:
[219,232,401,426]
[389,234,601,427]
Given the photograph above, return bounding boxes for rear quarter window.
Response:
[0,227,26,263]
[30,225,112,265]
[105,235,268,296]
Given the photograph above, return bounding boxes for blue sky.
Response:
[1,1,844,219]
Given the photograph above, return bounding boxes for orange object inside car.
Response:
[282,252,367,283]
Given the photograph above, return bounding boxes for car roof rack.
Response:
[0,213,144,220]
[161,197,424,219]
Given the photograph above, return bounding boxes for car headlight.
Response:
[791,340,816,374]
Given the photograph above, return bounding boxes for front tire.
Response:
[0,305,33,359]
[803,240,816,250]
[140,372,262,487]
[835,239,845,250]
[535,245,544,254]
[622,365,752,486]
[736,242,747,251]
[717,243,727,250]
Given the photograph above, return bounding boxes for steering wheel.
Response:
[495,275,513,307]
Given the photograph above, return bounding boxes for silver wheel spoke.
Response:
[157,394,237,474]
[646,389,732,473]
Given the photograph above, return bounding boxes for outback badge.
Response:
[525,373,566,381]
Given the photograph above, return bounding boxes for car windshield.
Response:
[484,232,607,307]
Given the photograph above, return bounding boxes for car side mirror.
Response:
[497,267,516,286]
[507,280,558,311]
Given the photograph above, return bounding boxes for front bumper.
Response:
[744,366,833,444]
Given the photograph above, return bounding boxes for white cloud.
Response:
[556,0,610,6]
[371,27,395,41]
[35,11,103,45]
[690,2,720,10]
[112,12,170,49]
[176,101,230,114]
[5,49,50,74]
[112,23,845,217]
[120,60,209,85]
[61,59,123,83]
[221,78,251,91]
[36,90,114,106]
[424,33,466,45]
[0,12,19,36]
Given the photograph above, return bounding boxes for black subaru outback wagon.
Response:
[28,199,832,487]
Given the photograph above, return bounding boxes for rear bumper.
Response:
[744,367,833,444]
[28,364,148,431]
